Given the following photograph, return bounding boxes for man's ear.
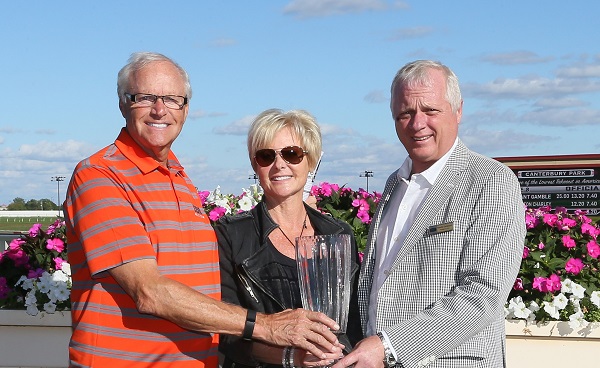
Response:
[119,101,128,119]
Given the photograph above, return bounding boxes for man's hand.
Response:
[331,335,384,368]
[256,308,344,359]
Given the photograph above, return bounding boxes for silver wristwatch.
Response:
[376,331,398,368]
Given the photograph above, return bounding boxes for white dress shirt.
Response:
[367,139,458,356]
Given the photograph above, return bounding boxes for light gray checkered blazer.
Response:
[358,140,525,368]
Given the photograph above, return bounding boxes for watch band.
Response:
[376,331,397,368]
[242,309,256,340]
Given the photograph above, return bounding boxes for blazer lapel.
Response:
[390,141,469,271]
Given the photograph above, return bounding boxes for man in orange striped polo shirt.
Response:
[64,52,342,368]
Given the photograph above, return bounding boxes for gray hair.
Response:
[247,109,322,172]
[390,60,462,113]
[116,52,192,104]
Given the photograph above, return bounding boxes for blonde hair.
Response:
[247,109,322,171]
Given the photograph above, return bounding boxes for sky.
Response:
[1,1,599,206]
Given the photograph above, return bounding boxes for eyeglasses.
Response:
[254,146,307,167]
[125,93,188,110]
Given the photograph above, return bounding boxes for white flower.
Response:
[562,278,586,299]
[237,195,255,211]
[543,301,560,319]
[510,298,531,319]
[26,303,40,316]
[43,301,57,313]
[561,278,574,294]
[16,276,35,291]
[568,311,589,330]
[61,262,72,276]
[52,269,70,283]
[526,301,540,322]
[591,291,600,308]
[52,283,70,302]
[552,293,568,309]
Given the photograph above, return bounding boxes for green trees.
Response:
[6,198,59,211]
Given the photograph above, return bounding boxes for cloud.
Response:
[462,76,600,99]
[0,126,21,134]
[188,109,227,120]
[17,140,95,162]
[213,115,255,135]
[388,26,434,41]
[210,38,237,48]
[522,107,600,126]
[480,51,554,65]
[533,97,587,108]
[555,63,600,78]
[35,129,57,135]
[459,126,553,154]
[364,90,388,103]
[283,0,394,18]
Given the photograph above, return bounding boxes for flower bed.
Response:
[2,183,599,326]
[505,206,600,325]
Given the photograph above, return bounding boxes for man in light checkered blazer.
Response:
[333,60,526,368]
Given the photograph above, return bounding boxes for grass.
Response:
[0,217,61,232]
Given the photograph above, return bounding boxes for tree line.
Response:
[5,198,60,211]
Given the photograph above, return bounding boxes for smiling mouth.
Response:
[147,122,169,128]
[272,175,292,181]
[414,135,431,141]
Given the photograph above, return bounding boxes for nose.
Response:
[411,111,427,130]
[273,151,287,168]
[150,97,168,117]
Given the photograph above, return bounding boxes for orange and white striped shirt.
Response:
[65,128,220,367]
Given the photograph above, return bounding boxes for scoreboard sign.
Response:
[495,154,600,215]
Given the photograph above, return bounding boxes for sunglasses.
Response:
[254,146,308,167]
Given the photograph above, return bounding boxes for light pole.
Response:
[248,174,258,184]
[359,170,373,192]
[51,176,66,216]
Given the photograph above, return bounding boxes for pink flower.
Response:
[557,217,577,231]
[198,190,210,205]
[513,278,523,290]
[543,213,558,227]
[525,213,539,229]
[582,222,599,238]
[358,252,364,263]
[561,234,576,249]
[548,274,562,291]
[522,247,529,259]
[8,238,25,250]
[29,223,42,237]
[352,198,370,212]
[54,257,66,270]
[46,219,65,235]
[357,209,371,224]
[533,274,562,293]
[319,182,335,197]
[5,242,29,267]
[587,240,600,259]
[565,258,584,275]
[46,238,65,252]
[209,207,227,221]
[538,242,545,250]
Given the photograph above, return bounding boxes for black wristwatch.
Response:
[376,331,398,368]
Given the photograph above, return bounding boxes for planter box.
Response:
[0,309,71,368]
[1,312,599,367]
[506,319,600,366]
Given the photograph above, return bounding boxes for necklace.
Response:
[278,212,308,247]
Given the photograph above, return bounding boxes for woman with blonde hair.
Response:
[215,109,362,368]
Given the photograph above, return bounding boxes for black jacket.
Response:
[215,200,363,368]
